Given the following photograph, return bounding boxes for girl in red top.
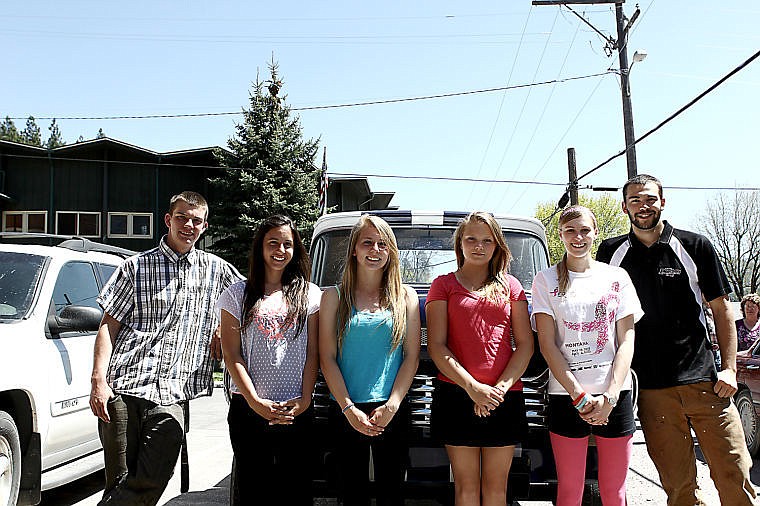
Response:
[426,211,533,506]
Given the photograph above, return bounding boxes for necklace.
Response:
[455,271,486,293]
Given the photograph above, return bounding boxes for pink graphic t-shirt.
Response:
[216,280,321,401]
[531,263,643,395]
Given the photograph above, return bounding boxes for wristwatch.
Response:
[603,392,618,408]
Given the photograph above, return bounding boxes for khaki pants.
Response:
[638,382,756,506]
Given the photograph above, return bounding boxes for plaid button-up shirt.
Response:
[98,237,243,405]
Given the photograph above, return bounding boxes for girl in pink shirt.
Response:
[426,211,533,506]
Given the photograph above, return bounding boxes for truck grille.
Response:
[312,347,550,440]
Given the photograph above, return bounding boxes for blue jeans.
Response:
[98,394,185,506]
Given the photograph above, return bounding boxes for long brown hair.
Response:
[556,205,598,295]
[241,215,311,336]
[453,211,512,303]
[336,214,407,353]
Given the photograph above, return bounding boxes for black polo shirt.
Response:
[596,221,731,389]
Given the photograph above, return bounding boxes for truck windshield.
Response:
[0,252,46,320]
[314,227,547,291]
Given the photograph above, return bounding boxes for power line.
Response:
[576,47,760,182]
[3,153,758,191]
[500,73,610,213]
[7,71,613,121]
[491,7,581,208]
[466,5,534,208]
[481,7,560,206]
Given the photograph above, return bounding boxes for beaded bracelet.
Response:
[341,402,355,414]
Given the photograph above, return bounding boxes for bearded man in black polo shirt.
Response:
[596,174,756,506]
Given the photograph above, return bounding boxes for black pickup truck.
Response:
[226,210,603,504]
[306,210,603,504]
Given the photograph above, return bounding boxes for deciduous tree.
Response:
[696,191,760,297]
[535,193,629,265]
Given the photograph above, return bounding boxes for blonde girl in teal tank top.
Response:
[319,214,421,506]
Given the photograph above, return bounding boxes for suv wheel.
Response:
[0,411,21,506]
[735,389,760,456]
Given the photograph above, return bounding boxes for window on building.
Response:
[2,211,47,233]
[56,211,101,237]
[108,213,153,238]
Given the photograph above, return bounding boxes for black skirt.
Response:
[431,379,528,447]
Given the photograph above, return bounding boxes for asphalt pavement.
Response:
[41,387,758,505]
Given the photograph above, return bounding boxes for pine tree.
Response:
[20,116,42,146]
[209,59,321,270]
[0,116,21,143]
[45,118,66,149]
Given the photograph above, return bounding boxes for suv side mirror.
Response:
[47,305,103,335]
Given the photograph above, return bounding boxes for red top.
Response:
[426,272,527,390]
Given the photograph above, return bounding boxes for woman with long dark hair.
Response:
[217,214,321,505]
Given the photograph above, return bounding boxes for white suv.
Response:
[0,236,133,505]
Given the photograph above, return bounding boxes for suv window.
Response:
[52,261,101,317]
[0,251,46,320]
[315,226,547,290]
[96,262,118,286]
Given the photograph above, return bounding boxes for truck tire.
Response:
[735,389,760,456]
[582,480,602,506]
[0,411,21,506]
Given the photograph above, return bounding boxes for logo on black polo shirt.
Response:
[658,267,681,278]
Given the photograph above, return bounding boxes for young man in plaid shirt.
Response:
[89,191,242,505]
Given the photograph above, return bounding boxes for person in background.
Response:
[426,211,533,506]
[90,191,242,506]
[703,300,721,369]
[319,214,421,506]
[532,205,642,506]
[217,215,321,505]
[596,174,756,506]
[736,293,760,351]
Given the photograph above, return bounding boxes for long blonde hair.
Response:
[453,211,512,303]
[336,214,407,353]
[556,205,598,295]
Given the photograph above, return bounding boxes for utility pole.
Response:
[567,147,578,205]
[615,3,638,178]
[533,0,640,178]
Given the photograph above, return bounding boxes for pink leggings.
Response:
[550,432,633,506]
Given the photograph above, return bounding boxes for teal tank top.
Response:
[338,307,403,403]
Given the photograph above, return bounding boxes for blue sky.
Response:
[3,1,759,229]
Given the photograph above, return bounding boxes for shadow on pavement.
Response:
[40,470,104,505]
[162,475,231,505]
